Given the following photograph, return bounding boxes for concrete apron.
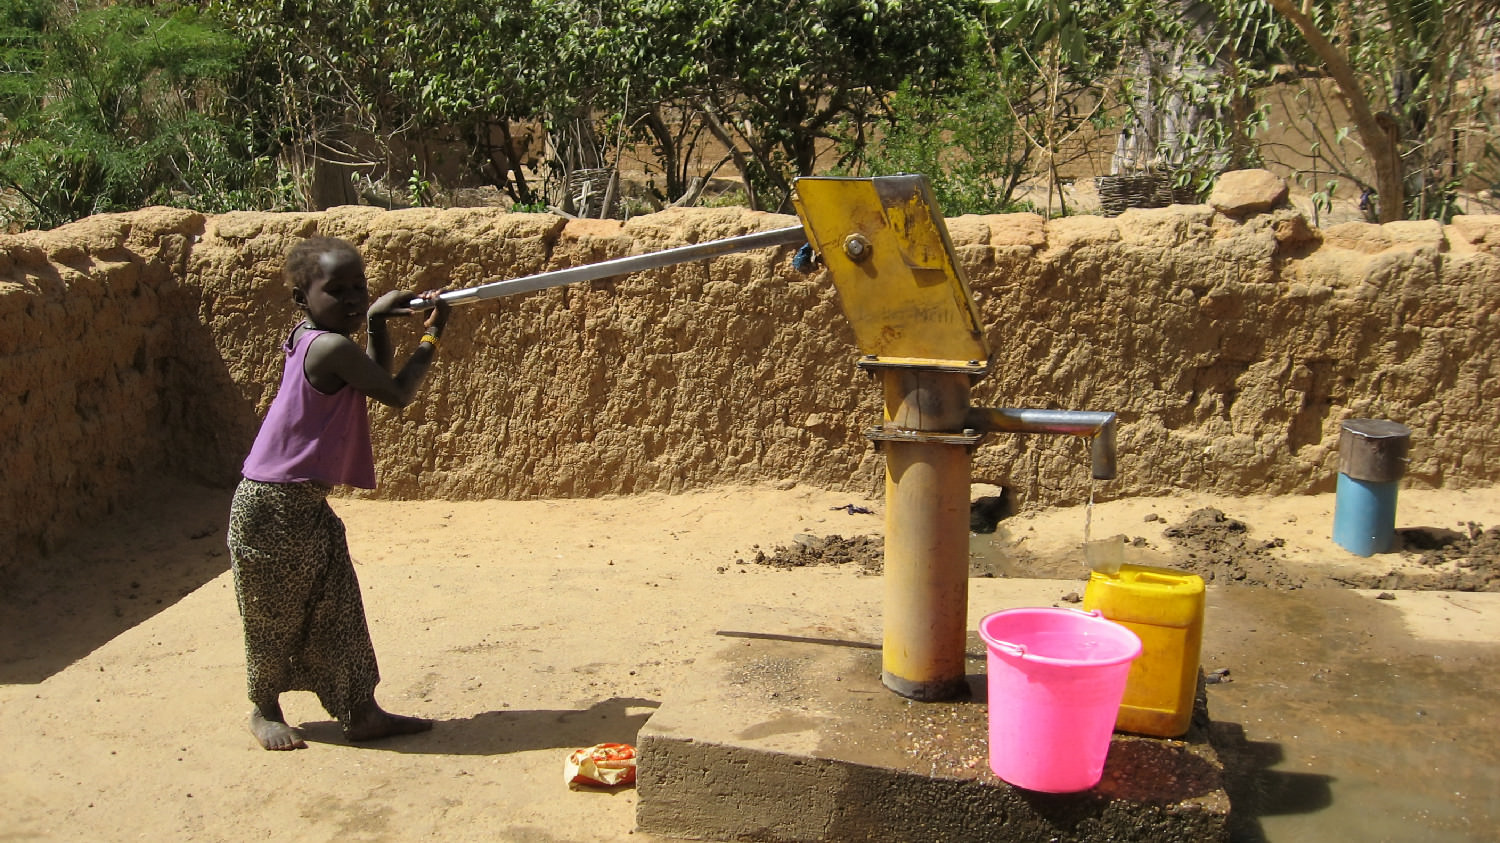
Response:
[635,581,1230,842]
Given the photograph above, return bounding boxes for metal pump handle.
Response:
[406,225,808,311]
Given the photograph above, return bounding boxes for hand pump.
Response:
[409,176,1118,702]
[793,175,1117,701]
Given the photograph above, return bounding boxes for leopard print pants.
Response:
[228,478,380,726]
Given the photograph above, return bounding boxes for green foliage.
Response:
[982,0,1128,82]
[701,188,748,208]
[856,59,1034,216]
[5,0,1488,228]
[686,0,983,211]
[1255,0,1497,221]
[458,0,986,213]
[979,0,1132,216]
[0,1,253,229]
[0,0,46,112]
[1352,0,1499,220]
[1112,0,1272,178]
[575,1,719,206]
[213,0,568,208]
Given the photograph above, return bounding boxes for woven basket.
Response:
[566,168,614,217]
[1096,172,1197,217]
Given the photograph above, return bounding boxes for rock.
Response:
[1269,208,1319,246]
[1448,215,1500,254]
[1209,169,1289,216]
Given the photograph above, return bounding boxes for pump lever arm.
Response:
[406,225,808,311]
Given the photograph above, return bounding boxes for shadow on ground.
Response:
[297,696,661,755]
[0,480,233,684]
[1211,721,1334,843]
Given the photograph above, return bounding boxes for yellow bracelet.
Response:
[420,333,441,348]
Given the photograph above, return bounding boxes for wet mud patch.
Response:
[1161,507,1312,589]
[1335,523,1500,592]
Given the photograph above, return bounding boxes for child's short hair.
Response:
[283,237,362,295]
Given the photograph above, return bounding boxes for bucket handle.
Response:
[987,608,1104,658]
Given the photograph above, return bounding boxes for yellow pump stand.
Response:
[793,175,990,700]
[877,368,978,700]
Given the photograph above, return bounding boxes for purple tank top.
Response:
[242,327,377,489]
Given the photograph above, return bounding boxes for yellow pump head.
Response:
[792,174,989,373]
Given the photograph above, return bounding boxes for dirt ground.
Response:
[3,480,1500,841]
[762,487,1500,593]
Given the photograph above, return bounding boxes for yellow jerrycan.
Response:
[1082,564,1205,738]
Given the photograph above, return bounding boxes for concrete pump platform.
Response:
[636,584,1230,842]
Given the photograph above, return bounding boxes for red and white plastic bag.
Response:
[565,743,637,787]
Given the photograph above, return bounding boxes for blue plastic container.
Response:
[1332,473,1400,556]
[1330,420,1411,557]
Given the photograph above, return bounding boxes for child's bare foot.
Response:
[345,699,433,742]
[250,704,306,751]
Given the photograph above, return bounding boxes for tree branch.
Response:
[1267,0,1405,221]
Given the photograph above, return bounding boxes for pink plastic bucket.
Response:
[978,607,1142,792]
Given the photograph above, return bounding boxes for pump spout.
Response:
[1091,415,1118,481]
[964,407,1118,481]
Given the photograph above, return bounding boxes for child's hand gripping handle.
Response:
[376,289,450,333]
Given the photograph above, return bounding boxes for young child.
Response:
[228,236,451,750]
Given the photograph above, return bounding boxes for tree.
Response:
[211,0,559,210]
[1110,0,1267,186]
[388,0,559,207]
[1264,0,1499,221]
[214,0,418,209]
[981,0,1130,217]
[0,0,251,229]
[689,0,979,212]
[856,55,1036,216]
[581,0,730,210]
[212,0,384,209]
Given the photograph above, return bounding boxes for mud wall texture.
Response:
[3,203,1498,562]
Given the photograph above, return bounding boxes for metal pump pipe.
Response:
[876,368,976,702]
[405,225,808,311]
[965,408,1118,480]
[875,396,1119,701]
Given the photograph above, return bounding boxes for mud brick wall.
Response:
[3,204,1498,564]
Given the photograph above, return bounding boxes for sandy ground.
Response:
[3,481,1500,842]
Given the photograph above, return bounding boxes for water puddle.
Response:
[967,526,1089,580]
[1206,588,1499,841]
